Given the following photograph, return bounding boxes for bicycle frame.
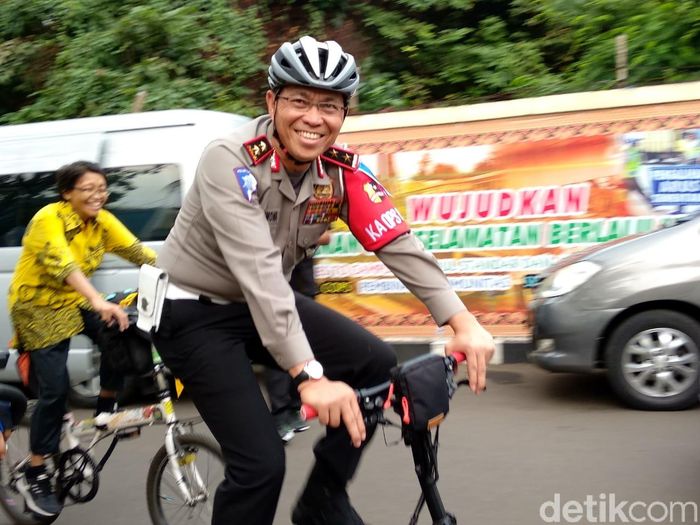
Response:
[62,358,209,506]
[301,351,466,525]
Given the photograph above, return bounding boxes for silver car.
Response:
[529,213,700,410]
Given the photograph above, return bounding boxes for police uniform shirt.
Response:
[158,116,465,370]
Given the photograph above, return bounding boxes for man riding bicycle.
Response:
[151,35,494,525]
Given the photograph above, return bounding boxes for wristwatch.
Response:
[291,359,324,389]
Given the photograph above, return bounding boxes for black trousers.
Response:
[152,292,396,525]
[29,309,123,455]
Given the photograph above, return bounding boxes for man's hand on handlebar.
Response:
[298,377,366,448]
[445,310,495,394]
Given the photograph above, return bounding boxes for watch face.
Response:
[305,360,324,380]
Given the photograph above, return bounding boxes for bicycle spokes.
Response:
[58,448,99,504]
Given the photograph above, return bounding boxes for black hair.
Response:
[56,161,107,200]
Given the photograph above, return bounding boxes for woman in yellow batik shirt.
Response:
[7,160,156,518]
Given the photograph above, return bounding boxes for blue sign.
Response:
[649,165,700,206]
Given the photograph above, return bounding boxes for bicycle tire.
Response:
[146,433,224,525]
[0,420,58,525]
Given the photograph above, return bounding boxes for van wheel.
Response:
[68,375,142,408]
[607,310,700,410]
[68,376,100,408]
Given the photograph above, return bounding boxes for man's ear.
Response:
[266,90,277,117]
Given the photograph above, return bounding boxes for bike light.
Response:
[536,261,601,298]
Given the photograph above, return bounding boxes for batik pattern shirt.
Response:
[8,201,156,350]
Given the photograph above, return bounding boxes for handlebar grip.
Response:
[300,405,317,421]
[450,351,467,364]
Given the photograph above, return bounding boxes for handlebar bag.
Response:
[390,353,451,432]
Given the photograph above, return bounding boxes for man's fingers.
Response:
[341,401,365,448]
[467,351,479,393]
[317,407,330,427]
[328,405,342,428]
[476,350,487,392]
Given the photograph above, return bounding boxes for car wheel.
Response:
[607,310,700,410]
[68,375,100,408]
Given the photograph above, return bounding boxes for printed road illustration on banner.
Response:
[315,129,699,338]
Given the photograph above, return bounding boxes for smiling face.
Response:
[62,171,109,221]
[266,86,346,174]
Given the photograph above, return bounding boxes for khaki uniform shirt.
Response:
[158,116,465,370]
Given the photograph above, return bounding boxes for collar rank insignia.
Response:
[321,144,359,171]
[243,135,274,165]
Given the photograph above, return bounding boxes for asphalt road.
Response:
[2,363,699,525]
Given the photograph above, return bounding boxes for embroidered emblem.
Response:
[265,210,279,224]
[363,181,387,203]
[302,198,341,224]
[234,167,257,203]
[243,135,274,165]
[313,183,333,200]
[321,144,359,170]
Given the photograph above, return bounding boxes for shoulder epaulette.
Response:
[321,145,359,171]
[243,135,274,165]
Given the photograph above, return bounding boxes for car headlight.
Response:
[536,261,601,298]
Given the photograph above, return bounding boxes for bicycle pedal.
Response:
[116,427,141,439]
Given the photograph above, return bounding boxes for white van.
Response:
[0,109,250,405]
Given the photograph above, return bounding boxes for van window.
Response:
[0,163,181,247]
[0,171,56,247]
[105,164,181,242]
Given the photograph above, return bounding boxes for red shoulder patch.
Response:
[322,145,359,171]
[344,167,409,251]
[243,135,274,165]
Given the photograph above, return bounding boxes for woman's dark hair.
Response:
[56,160,107,200]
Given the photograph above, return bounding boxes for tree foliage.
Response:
[1,0,699,124]
[0,0,267,123]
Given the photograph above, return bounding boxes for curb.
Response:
[389,337,532,365]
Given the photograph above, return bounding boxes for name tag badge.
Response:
[302,198,341,224]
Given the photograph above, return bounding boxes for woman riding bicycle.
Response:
[7,160,156,518]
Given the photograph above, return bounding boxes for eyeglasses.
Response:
[73,186,110,197]
[276,96,346,117]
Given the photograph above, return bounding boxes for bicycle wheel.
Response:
[0,404,58,525]
[146,433,224,525]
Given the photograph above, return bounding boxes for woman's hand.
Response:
[91,297,129,331]
[65,269,128,330]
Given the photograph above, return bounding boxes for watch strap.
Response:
[291,370,310,389]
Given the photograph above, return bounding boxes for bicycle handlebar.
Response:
[300,351,467,421]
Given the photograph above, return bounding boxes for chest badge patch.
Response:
[313,183,333,199]
[234,167,257,203]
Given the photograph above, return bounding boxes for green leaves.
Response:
[1,0,699,123]
[1,0,267,123]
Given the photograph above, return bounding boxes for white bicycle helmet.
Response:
[268,35,359,100]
